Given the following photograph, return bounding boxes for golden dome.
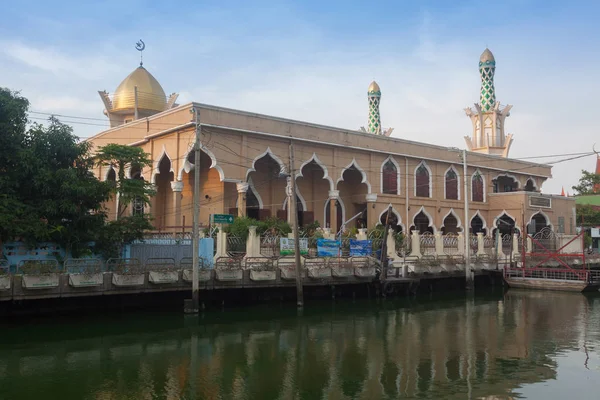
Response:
[480,48,495,63]
[112,66,166,112]
[368,81,381,93]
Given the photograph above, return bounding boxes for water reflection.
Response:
[0,291,599,399]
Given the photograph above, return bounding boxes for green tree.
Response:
[576,204,600,226]
[0,88,111,257]
[572,169,600,195]
[94,144,156,258]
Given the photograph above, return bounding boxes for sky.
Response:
[2,0,600,194]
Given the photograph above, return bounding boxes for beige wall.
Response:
[88,102,571,232]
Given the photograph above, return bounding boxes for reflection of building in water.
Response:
[0,292,593,399]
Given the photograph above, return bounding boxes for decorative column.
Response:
[244,226,260,259]
[170,181,184,227]
[357,228,368,241]
[236,182,249,217]
[410,231,421,258]
[386,229,397,260]
[434,232,444,257]
[457,233,465,255]
[512,233,521,259]
[476,232,485,256]
[365,193,378,229]
[214,230,228,262]
[328,190,339,232]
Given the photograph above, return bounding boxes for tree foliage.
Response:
[0,88,156,260]
[572,169,600,196]
[576,204,600,226]
[95,143,155,218]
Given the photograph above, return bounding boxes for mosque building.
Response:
[87,48,575,237]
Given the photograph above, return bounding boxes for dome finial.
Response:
[135,39,145,66]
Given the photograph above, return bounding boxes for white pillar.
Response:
[244,226,261,259]
[214,229,228,262]
[457,233,465,256]
[236,182,249,217]
[511,233,520,261]
[476,232,485,256]
[410,231,421,258]
[386,228,396,260]
[171,181,184,227]
[357,228,368,241]
[434,232,444,257]
[365,193,378,228]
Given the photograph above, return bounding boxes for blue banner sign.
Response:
[317,239,340,257]
[349,239,372,257]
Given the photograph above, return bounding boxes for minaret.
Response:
[368,81,382,134]
[479,48,496,111]
[464,48,513,157]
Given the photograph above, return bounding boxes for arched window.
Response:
[472,172,484,202]
[381,159,398,195]
[524,178,536,192]
[445,168,458,200]
[415,163,430,198]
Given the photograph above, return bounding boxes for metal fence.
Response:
[145,257,177,271]
[17,260,60,275]
[443,234,459,255]
[106,258,144,274]
[64,258,103,274]
[260,234,282,259]
[226,236,246,260]
[420,232,436,256]
[531,227,557,252]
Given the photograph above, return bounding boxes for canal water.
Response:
[1,290,599,399]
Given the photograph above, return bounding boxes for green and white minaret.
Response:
[368,81,382,134]
[479,48,496,111]
[464,48,514,157]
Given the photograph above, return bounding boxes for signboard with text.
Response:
[212,214,234,224]
[280,238,308,256]
[317,238,340,257]
[349,239,372,257]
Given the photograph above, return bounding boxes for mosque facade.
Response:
[87,49,575,237]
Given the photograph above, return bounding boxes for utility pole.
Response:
[289,142,304,307]
[187,107,201,313]
[462,149,472,288]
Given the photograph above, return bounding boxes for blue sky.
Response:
[2,0,600,194]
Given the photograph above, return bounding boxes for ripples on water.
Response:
[0,290,599,399]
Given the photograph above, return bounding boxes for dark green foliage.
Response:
[572,169,600,196]
[0,88,154,259]
[223,216,291,240]
[94,215,154,259]
[95,143,155,218]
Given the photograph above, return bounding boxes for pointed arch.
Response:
[411,206,436,233]
[235,177,264,209]
[414,161,432,198]
[527,210,552,231]
[151,145,173,184]
[493,210,520,232]
[491,173,521,193]
[336,158,372,193]
[324,197,346,231]
[282,188,308,211]
[177,143,226,182]
[380,156,400,195]
[376,205,405,232]
[524,177,538,192]
[444,165,460,200]
[245,147,287,180]
[295,153,334,191]
[470,210,488,233]
[471,169,485,202]
[441,208,462,231]
[103,165,116,181]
